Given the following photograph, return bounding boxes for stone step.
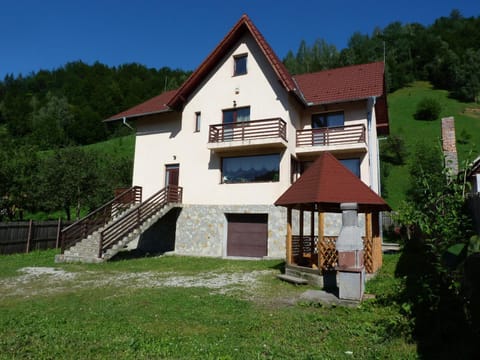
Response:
[277,274,309,285]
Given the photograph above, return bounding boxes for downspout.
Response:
[366,96,377,192]
[122,117,134,131]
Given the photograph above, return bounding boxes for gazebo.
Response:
[275,152,390,282]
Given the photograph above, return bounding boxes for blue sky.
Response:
[0,0,478,79]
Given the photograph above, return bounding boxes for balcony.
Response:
[296,124,367,155]
[208,118,288,152]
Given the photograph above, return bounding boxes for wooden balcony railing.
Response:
[296,124,366,147]
[209,118,287,143]
[61,186,142,253]
[99,185,182,257]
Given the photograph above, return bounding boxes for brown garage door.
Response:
[227,214,268,257]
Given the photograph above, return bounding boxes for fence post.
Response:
[55,218,62,249]
[25,220,33,253]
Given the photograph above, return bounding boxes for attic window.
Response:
[234,54,247,76]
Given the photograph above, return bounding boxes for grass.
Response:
[0,250,416,359]
[384,81,480,208]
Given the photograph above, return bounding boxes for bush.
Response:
[414,97,442,120]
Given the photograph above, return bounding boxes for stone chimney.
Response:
[441,117,458,175]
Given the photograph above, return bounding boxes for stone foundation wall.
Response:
[174,204,287,258]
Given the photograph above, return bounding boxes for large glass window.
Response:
[340,158,360,178]
[222,154,280,183]
[312,111,344,128]
[234,54,247,76]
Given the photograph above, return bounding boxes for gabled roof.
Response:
[106,89,177,121]
[167,14,297,110]
[293,62,385,105]
[105,15,389,133]
[275,152,390,213]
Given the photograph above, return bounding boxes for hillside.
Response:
[383,81,480,209]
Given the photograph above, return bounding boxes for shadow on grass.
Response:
[395,239,480,359]
[109,249,165,261]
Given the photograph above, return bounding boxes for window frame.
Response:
[311,111,345,129]
[222,106,250,125]
[233,54,248,76]
[194,111,201,132]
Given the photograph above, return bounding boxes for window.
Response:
[222,154,280,183]
[234,54,247,76]
[312,111,344,129]
[298,157,360,178]
[223,107,250,124]
[340,158,360,178]
[194,112,201,132]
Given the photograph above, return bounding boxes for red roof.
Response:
[167,14,297,110]
[293,62,385,105]
[106,89,177,122]
[105,15,389,133]
[275,152,390,212]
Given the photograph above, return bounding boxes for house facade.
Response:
[107,15,389,259]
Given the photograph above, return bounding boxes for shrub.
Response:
[414,97,442,120]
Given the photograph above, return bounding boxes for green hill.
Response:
[383,81,480,209]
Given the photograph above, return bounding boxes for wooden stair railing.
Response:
[99,185,183,257]
[60,186,142,253]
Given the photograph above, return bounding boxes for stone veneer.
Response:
[170,205,366,259]
[174,204,286,258]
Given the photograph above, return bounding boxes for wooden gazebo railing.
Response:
[291,234,376,273]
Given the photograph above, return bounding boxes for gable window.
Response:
[312,111,344,129]
[222,154,280,183]
[195,112,201,132]
[234,54,247,76]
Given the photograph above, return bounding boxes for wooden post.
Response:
[286,207,292,265]
[55,218,62,249]
[25,220,33,253]
[372,212,382,271]
[318,211,324,269]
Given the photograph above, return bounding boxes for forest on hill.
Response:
[0,9,479,221]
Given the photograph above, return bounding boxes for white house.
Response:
[105,14,389,260]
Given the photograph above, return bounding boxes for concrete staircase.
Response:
[55,190,181,264]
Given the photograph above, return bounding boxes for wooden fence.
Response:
[0,220,73,255]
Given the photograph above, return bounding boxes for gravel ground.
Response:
[0,266,277,298]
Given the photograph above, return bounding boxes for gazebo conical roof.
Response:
[275,152,390,213]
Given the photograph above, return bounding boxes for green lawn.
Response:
[0,250,416,359]
[384,81,480,209]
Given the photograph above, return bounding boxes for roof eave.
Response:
[104,108,174,122]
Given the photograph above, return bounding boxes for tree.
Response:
[37,148,101,220]
[395,143,475,354]
[30,92,74,149]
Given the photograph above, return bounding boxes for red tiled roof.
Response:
[106,89,177,122]
[105,16,389,134]
[275,152,390,212]
[167,14,297,109]
[294,62,385,105]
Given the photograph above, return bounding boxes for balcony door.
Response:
[311,111,344,145]
[222,106,250,141]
